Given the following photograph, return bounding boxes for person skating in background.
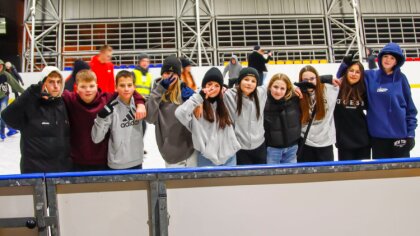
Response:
[62,69,146,171]
[337,42,417,159]
[334,61,371,161]
[175,67,240,167]
[1,67,72,173]
[224,67,268,165]
[146,55,196,167]
[0,60,24,140]
[133,53,153,154]
[90,45,115,93]
[180,57,197,91]
[248,45,272,86]
[297,65,339,163]
[223,55,243,88]
[264,73,301,164]
[92,70,146,170]
[64,59,90,92]
[366,48,377,70]
[5,61,24,98]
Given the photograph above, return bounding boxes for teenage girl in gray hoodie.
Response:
[224,67,268,165]
[175,67,241,167]
[145,56,196,167]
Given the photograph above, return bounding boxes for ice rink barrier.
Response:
[2,158,420,235]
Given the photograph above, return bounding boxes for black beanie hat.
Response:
[161,55,182,76]
[71,60,90,79]
[254,45,261,51]
[237,67,259,84]
[202,67,223,88]
[138,53,149,62]
[180,57,191,68]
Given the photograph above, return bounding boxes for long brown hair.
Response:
[236,79,260,120]
[268,73,294,101]
[338,62,365,103]
[202,92,233,129]
[299,65,326,124]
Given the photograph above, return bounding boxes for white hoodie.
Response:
[175,93,241,165]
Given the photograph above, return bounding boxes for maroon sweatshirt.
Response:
[62,90,145,166]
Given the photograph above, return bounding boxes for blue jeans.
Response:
[197,153,237,167]
[0,96,8,135]
[267,144,298,164]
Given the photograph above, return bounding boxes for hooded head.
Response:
[378,42,405,72]
[71,60,90,79]
[0,60,5,73]
[161,55,182,76]
[180,57,191,68]
[202,67,224,88]
[41,66,64,98]
[230,55,239,65]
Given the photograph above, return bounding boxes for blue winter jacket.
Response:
[336,43,417,138]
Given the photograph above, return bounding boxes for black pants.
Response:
[142,120,147,136]
[257,71,264,86]
[228,78,237,88]
[338,147,371,161]
[371,137,413,159]
[72,163,109,172]
[236,143,267,165]
[298,144,334,163]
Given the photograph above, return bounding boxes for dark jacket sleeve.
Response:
[1,86,31,130]
[12,68,24,84]
[133,90,145,105]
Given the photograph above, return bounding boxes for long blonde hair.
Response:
[161,78,182,105]
[268,73,294,101]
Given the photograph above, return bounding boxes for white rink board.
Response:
[56,182,150,236]
[166,175,420,236]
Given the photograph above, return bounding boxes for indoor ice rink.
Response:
[1,0,420,236]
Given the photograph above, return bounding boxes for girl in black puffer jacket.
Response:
[264,73,301,164]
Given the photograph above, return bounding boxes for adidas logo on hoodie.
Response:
[121,109,140,128]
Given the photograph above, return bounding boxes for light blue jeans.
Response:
[266,144,298,164]
[0,96,8,135]
[197,153,237,167]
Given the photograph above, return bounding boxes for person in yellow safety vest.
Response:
[133,53,153,100]
[133,53,152,155]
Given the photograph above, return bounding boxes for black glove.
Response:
[320,75,333,84]
[98,99,118,118]
[343,52,355,66]
[161,74,176,89]
[294,81,316,93]
[407,138,415,151]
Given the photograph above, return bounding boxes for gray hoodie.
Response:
[301,84,339,147]
[223,55,243,79]
[224,86,267,150]
[175,93,241,165]
[91,97,144,169]
[145,80,194,164]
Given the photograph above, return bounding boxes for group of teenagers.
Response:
[0,42,417,173]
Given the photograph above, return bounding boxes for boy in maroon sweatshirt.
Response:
[62,69,146,171]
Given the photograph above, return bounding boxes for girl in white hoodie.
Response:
[175,67,241,166]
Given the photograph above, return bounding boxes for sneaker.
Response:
[0,134,5,141]
[6,129,18,137]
